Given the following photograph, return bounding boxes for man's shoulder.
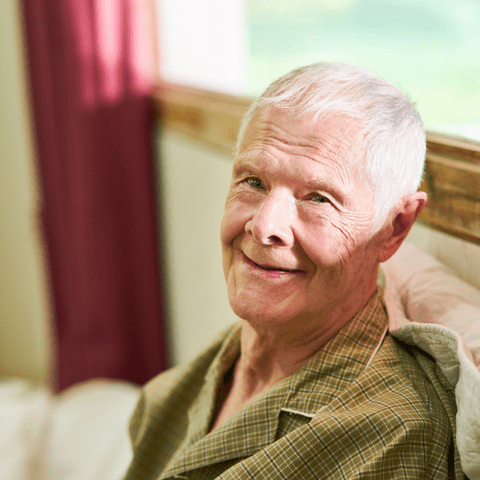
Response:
[385,335,455,403]
[126,322,241,475]
[288,336,457,478]
[312,333,455,442]
[348,333,456,461]
[369,335,455,417]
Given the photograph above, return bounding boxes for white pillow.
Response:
[0,379,50,480]
[33,379,139,480]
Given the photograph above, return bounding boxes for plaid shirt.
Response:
[124,290,463,479]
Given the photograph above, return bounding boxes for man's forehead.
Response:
[245,106,363,139]
[238,107,366,165]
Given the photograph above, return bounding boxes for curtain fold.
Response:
[21,0,168,390]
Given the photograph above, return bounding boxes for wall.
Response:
[158,130,480,366]
[157,130,234,365]
[0,0,51,383]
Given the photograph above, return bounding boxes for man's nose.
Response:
[245,189,295,246]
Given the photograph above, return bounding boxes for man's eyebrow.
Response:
[232,157,264,174]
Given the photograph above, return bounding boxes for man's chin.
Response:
[228,296,306,327]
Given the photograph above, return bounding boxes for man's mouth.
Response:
[243,253,299,273]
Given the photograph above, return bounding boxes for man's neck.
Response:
[237,320,333,392]
[211,288,378,430]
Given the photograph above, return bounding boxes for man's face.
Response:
[221,108,389,330]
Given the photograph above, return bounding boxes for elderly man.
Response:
[125,63,459,479]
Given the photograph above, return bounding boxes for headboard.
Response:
[156,82,480,246]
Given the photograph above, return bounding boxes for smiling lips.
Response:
[243,253,301,273]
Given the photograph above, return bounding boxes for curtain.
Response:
[21,0,168,390]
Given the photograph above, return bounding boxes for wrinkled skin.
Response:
[221,108,394,341]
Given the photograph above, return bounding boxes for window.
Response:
[246,0,480,141]
[156,0,248,94]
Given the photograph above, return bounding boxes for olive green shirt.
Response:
[124,290,462,479]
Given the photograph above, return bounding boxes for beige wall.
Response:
[157,130,235,365]
[0,1,51,383]
[158,130,480,366]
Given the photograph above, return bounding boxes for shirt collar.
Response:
[186,321,242,446]
[163,288,388,477]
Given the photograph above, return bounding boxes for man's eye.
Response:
[311,193,330,204]
[246,177,264,190]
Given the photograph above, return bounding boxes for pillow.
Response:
[382,242,480,370]
[0,379,50,480]
[33,379,139,480]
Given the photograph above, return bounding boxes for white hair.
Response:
[236,62,426,230]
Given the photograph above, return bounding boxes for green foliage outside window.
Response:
[246,0,480,140]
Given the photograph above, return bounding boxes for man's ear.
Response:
[377,191,427,263]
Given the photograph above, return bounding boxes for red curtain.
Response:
[21,0,168,390]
